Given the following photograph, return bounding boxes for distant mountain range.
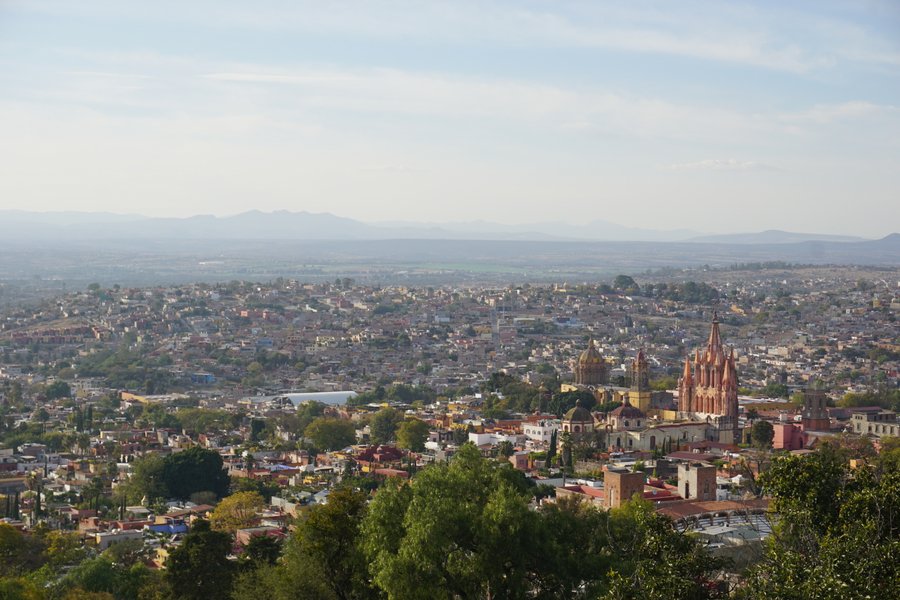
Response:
[688,230,863,244]
[0,211,897,285]
[0,209,880,244]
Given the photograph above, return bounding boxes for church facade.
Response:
[566,315,745,450]
[677,313,740,442]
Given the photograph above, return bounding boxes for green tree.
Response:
[600,499,728,600]
[176,408,232,434]
[745,408,759,424]
[294,401,327,433]
[549,390,596,417]
[612,275,640,294]
[120,453,167,504]
[650,376,678,391]
[361,444,543,599]
[63,555,153,599]
[739,450,900,599]
[545,430,557,469]
[241,535,282,567]
[235,488,375,600]
[877,436,900,473]
[0,523,44,577]
[360,443,723,599]
[750,420,774,450]
[44,530,87,568]
[161,447,230,501]
[166,519,233,600]
[45,380,71,399]
[370,408,403,446]
[209,491,264,534]
[283,487,375,599]
[232,476,282,502]
[0,576,44,600]
[560,431,573,469]
[395,419,430,452]
[304,418,357,451]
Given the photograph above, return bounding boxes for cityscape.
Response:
[1,265,897,598]
[1,1,899,599]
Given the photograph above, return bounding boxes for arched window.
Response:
[574,425,581,433]
[649,435,656,449]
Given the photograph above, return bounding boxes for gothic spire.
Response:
[707,311,722,352]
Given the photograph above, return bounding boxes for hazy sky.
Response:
[1,1,898,236]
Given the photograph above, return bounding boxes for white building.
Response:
[522,419,560,443]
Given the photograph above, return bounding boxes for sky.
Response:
[1,1,898,236]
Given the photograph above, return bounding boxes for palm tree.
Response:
[746,408,759,425]
[76,433,91,457]
[86,477,105,511]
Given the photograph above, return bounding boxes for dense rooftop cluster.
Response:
[0,265,897,598]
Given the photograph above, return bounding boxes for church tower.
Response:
[629,349,652,412]
[801,388,830,431]
[677,313,739,434]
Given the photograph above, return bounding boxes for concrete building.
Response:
[522,419,560,443]
[604,468,644,509]
[851,409,900,438]
[678,462,717,502]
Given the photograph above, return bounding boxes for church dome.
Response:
[579,339,603,364]
[610,400,645,420]
[563,398,593,423]
[575,338,608,386]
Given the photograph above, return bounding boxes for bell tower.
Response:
[629,349,652,412]
[801,388,830,431]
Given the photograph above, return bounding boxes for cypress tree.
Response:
[546,430,557,469]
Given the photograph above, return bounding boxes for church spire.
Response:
[707,311,722,352]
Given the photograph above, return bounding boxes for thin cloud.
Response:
[787,101,897,124]
[14,1,900,73]
[667,159,778,171]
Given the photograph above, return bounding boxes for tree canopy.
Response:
[750,420,774,450]
[163,447,230,501]
[124,447,229,503]
[304,417,357,451]
[362,443,724,599]
[166,519,233,600]
[396,419,430,452]
[737,446,900,599]
[370,408,404,446]
[209,491,265,534]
